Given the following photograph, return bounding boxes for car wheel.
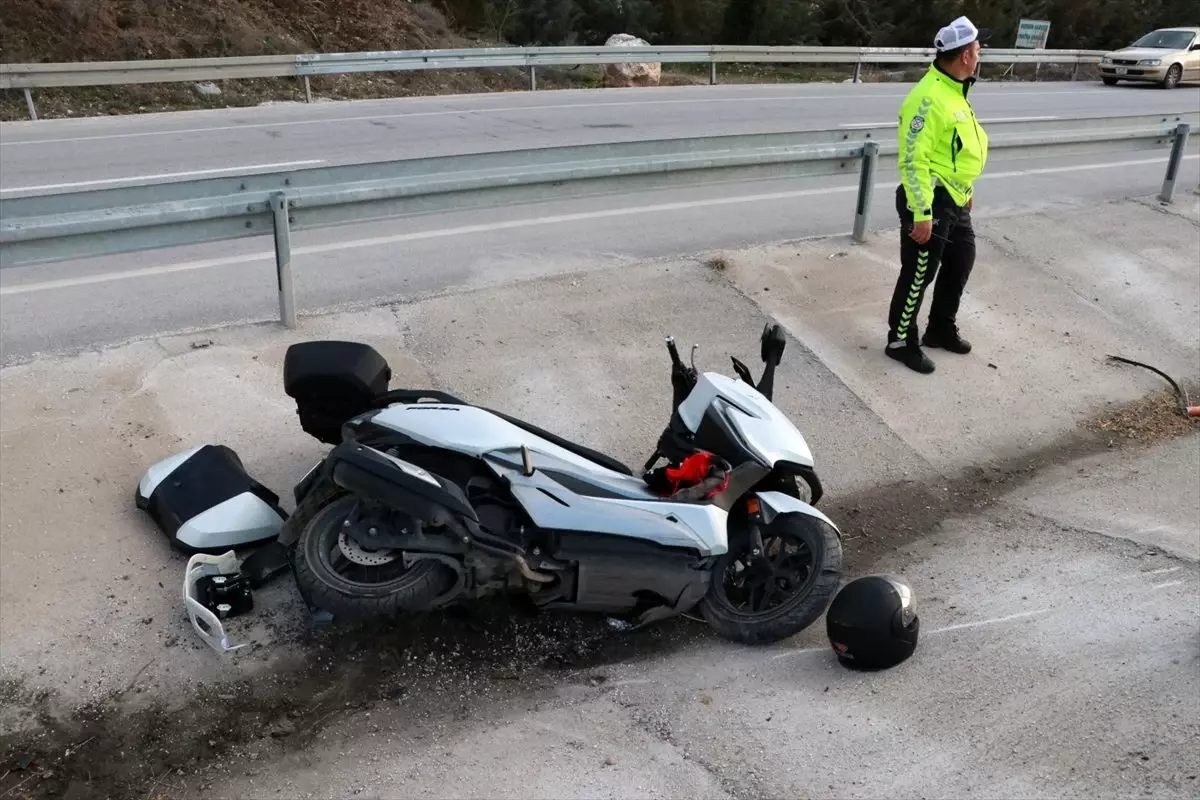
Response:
[1162,64,1182,89]
[1102,77,1118,86]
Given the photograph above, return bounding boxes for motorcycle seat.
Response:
[478,407,633,476]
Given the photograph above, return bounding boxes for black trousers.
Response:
[887,184,976,345]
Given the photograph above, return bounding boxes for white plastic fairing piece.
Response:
[137,446,202,498]
[183,551,251,654]
[175,492,285,551]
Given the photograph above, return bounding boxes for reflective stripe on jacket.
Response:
[897,63,989,222]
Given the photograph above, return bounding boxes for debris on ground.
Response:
[1086,388,1198,444]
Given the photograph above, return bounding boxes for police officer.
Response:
[886,16,991,374]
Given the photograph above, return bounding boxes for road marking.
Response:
[840,115,1060,128]
[1152,580,1186,590]
[0,89,1115,147]
[0,160,326,195]
[770,646,828,659]
[2,153,1196,297]
[770,608,1052,660]
[1125,566,1182,578]
[930,608,1051,633]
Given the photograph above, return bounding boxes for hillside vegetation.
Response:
[0,0,1194,119]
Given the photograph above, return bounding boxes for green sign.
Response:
[1015,19,1051,49]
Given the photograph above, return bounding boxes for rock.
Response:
[270,719,297,738]
[603,34,661,88]
[194,82,222,97]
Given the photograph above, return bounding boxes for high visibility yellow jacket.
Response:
[897,64,989,222]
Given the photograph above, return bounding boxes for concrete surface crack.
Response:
[1130,195,1200,228]
[997,501,1199,564]
[626,705,755,800]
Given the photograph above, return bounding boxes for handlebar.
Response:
[665,336,683,368]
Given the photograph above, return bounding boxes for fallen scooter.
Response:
[139,324,844,647]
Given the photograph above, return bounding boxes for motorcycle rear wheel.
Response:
[292,494,459,619]
[699,513,842,645]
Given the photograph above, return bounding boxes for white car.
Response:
[1098,26,1200,89]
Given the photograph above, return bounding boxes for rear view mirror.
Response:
[760,323,787,366]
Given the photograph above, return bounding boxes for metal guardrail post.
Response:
[853,141,879,243]
[1071,60,1080,81]
[529,66,537,92]
[271,192,297,328]
[303,76,313,103]
[853,60,862,83]
[710,60,717,85]
[1159,123,1191,203]
[23,88,37,121]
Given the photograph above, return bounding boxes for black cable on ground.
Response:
[1106,354,1197,417]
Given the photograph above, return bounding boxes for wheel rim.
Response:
[719,530,820,615]
[1167,66,1181,87]
[311,505,422,590]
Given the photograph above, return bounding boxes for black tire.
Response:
[699,513,843,645]
[1162,64,1182,89]
[291,494,459,619]
[1102,77,1118,86]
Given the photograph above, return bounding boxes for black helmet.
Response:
[825,575,919,670]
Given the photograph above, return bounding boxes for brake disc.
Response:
[337,530,399,566]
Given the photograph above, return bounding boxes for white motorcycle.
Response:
[278,323,843,644]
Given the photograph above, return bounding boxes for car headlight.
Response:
[1101,56,1112,64]
[1139,59,1162,66]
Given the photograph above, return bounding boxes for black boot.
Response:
[922,324,972,354]
[885,341,935,374]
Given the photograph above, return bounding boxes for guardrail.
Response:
[2,44,1107,119]
[1,112,1193,329]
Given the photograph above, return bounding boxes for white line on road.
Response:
[839,115,1060,128]
[930,608,1051,633]
[0,90,1113,147]
[771,608,1052,659]
[0,160,326,195]
[1151,580,1186,590]
[1125,566,1182,578]
[2,153,1196,297]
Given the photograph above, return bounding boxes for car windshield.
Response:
[1131,30,1195,49]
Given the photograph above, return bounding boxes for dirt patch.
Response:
[1,387,1192,800]
[1084,386,1198,445]
[0,597,697,800]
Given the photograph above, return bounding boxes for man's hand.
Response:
[910,219,933,244]
[967,196,974,211]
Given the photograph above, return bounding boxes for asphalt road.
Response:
[1,81,1196,193]
[1,81,1198,363]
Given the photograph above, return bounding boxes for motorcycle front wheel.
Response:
[699,512,843,645]
[291,494,459,619]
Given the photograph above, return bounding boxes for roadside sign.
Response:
[1015,19,1051,49]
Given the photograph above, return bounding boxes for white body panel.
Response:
[369,404,629,477]
[176,492,285,550]
[138,446,202,497]
[366,406,730,553]
[487,449,730,553]
[363,372,831,556]
[756,491,836,530]
[677,372,814,468]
